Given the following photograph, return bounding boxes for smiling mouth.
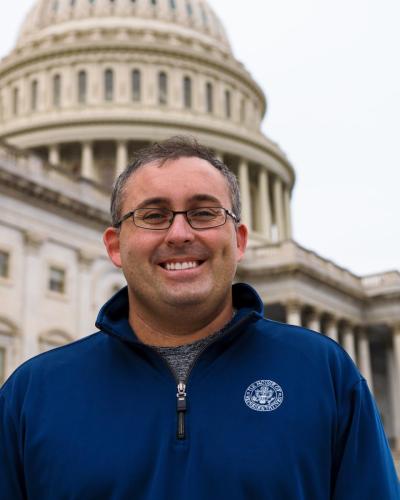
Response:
[159,260,204,271]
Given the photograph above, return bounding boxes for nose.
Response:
[165,213,195,245]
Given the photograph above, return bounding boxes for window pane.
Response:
[240,98,246,123]
[13,88,19,115]
[53,74,61,107]
[132,69,141,102]
[0,251,9,278]
[0,347,5,385]
[225,89,231,118]
[78,70,87,104]
[158,72,168,105]
[31,80,38,111]
[49,267,66,294]
[206,82,213,113]
[104,69,114,101]
[183,76,192,109]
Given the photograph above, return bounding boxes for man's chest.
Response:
[22,359,335,499]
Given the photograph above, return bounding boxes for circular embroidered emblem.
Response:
[244,379,284,412]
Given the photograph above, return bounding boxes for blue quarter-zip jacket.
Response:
[1,283,399,499]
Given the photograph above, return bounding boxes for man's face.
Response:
[104,156,247,315]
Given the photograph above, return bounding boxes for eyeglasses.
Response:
[115,207,239,230]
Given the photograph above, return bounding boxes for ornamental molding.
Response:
[0,145,110,229]
[0,38,265,108]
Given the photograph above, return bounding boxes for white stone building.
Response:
[0,0,399,460]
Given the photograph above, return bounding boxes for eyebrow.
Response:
[135,194,223,209]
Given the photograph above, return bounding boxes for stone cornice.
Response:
[0,144,110,229]
[239,241,362,298]
[1,116,295,186]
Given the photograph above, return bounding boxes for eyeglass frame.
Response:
[114,206,239,230]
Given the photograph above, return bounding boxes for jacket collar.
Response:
[95,282,264,346]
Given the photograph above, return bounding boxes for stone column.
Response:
[77,250,96,338]
[393,325,400,449]
[215,151,224,162]
[342,324,356,363]
[238,158,252,229]
[325,318,339,342]
[116,140,128,177]
[258,168,272,240]
[48,144,60,165]
[273,176,285,241]
[22,231,45,361]
[81,141,95,180]
[283,186,292,239]
[358,328,374,393]
[306,311,320,333]
[286,301,302,326]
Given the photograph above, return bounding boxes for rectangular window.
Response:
[0,347,5,385]
[78,70,87,104]
[206,82,213,113]
[0,250,9,278]
[183,76,192,109]
[12,88,19,115]
[158,72,168,105]
[225,89,231,118]
[104,69,114,101]
[132,69,141,102]
[31,80,38,111]
[53,74,61,107]
[49,266,66,294]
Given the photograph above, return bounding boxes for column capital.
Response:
[77,249,97,269]
[23,230,46,251]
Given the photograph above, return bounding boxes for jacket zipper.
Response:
[176,382,187,440]
[142,314,256,441]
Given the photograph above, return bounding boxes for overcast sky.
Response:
[1,0,399,276]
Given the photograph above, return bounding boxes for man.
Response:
[0,136,399,499]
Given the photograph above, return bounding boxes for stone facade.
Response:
[0,0,399,465]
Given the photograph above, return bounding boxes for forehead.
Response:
[123,156,231,209]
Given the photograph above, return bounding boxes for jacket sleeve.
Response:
[0,392,27,500]
[332,378,400,499]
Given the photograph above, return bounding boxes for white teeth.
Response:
[164,261,199,271]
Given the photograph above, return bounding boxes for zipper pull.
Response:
[176,382,187,440]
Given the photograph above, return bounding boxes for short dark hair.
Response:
[110,136,241,227]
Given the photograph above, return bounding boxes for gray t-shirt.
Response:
[151,315,236,383]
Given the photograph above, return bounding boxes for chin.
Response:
[163,291,209,308]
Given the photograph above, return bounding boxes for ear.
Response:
[235,223,248,262]
[103,227,122,268]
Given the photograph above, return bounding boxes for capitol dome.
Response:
[0,0,294,244]
[17,0,231,54]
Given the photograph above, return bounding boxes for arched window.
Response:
[131,69,141,102]
[53,74,61,107]
[169,0,176,9]
[158,71,168,105]
[186,1,193,17]
[183,76,192,109]
[78,70,87,104]
[104,69,114,101]
[225,89,231,118]
[31,80,38,111]
[206,82,213,113]
[12,88,19,115]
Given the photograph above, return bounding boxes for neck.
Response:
[128,293,234,347]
